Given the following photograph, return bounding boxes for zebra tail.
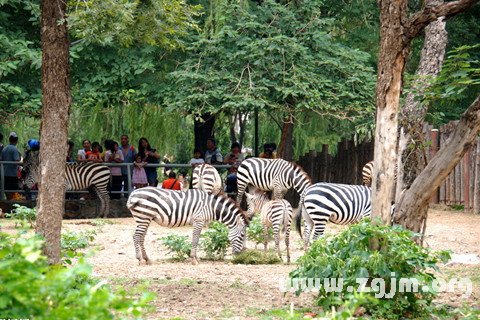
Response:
[295,193,305,238]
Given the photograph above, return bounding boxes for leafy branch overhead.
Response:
[164,0,376,125]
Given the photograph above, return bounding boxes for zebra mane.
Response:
[213,193,251,225]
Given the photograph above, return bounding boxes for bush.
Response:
[0,231,154,319]
[246,215,272,248]
[160,234,192,261]
[289,219,451,319]
[61,230,96,254]
[232,249,281,265]
[5,204,37,228]
[201,221,229,260]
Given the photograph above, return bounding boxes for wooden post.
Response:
[463,150,470,211]
[474,139,480,214]
[321,144,329,182]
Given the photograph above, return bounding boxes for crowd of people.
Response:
[0,132,277,200]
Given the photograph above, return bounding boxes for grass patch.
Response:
[231,249,281,265]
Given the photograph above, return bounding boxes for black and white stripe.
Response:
[127,188,248,264]
[362,161,374,187]
[245,191,293,263]
[22,150,111,217]
[297,183,371,248]
[236,158,311,203]
[192,164,222,195]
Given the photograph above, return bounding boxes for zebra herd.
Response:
[20,152,375,265]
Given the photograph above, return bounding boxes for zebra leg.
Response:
[190,219,204,265]
[273,224,281,261]
[94,186,110,218]
[133,218,152,265]
[236,181,247,204]
[303,224,311,251]
[311,220,327,242]
[285,221,291,264]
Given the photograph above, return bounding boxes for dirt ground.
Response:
[2,207,480,319]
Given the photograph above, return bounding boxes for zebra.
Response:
[245,191,293,263]
[127,187,248,265]
[236,158,311,204]
[362,161,374,186]
[22,150,111,218]
[297,182,371,249]
[192,163,223,195]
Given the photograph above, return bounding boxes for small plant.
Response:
[61,230,96,254]
[232,249,281,264]
[0,231,154,319]
[5,204,37,228]
[90,218,115,227]
[201,221,229,260]
[160,234,192,261]
[290,219,451,319]
[246,215,272,248]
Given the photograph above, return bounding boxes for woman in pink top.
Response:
[105,140,124,199]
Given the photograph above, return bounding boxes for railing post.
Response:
[0,163,5,201]
[127,163,132,197]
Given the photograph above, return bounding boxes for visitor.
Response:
[204,138,223,165]
[132,154,148,189]
[0,132,4,156]
[138,137,160,187]
[224,142,244,165]
[188,148,205,167]
[259,143,277,159]
[105,140,124,199]
[86,142,103,162]
[120,134,136,195]
[161,171,182,190]
[66,140,75,163]
[77,139,91,162]
[2,132,21,200]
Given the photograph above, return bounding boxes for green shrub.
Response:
[246,215,272,248]
[160,234,192,261]
[232,249,281,265]
[5,204,37,228]
[289,219,451,319]
[0,231,154,319]
[201,221,229,260]
[61,230,96,253]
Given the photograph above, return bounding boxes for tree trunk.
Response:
[372,0,477,225]
[194,113,216,155]
[395,96,480,234]
[35,0,71,264]
[229,113,237,146]
[277,115,294,161]
[396,0,448,204]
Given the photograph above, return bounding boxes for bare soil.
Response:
[2,207,480,319]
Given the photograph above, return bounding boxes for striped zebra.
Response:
[127,187,248,265]
[245,191,293,263]
[236,158,311,204]
[192,163,222,195]
[362,161,374,186]
[22,150,111,218]
[297,183,371,248]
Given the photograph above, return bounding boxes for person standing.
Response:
[120,134,136,196]
[77,139,91,162]
[161,171,182,190]
[2,132,21,200]
[105,140,124,199]
[138,137,160,187]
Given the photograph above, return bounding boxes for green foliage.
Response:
[290,219,451,319]
[160,234,192,261]
[0,231,154,319]
[61,230,96,255]
[231,249,281,265]
[200,221,229,260]
[246,215,272,247]
[5,204,37,228]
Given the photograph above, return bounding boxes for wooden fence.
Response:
[294,120,480,212]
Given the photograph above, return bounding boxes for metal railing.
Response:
[0,161,233,201]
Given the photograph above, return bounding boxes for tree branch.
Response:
[406,0,478,40]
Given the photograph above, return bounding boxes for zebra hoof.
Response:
[191,258,199,265]
[138,259,151,265]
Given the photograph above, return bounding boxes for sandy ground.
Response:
[2,207,480,319]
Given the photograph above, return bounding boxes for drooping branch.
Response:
[406,0,478,40]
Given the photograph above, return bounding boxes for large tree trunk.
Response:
[394,96,480,233]
[35,0,71,264]
[194,113,216,155]
[277,115,294,161]
[372,0,477,225]
[395,0,448,236]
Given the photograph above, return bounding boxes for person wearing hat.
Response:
[1,132,21,200]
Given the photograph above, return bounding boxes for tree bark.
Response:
[35,0,71,264]
[394,96,480,233]
[277,115,294,161]
[194,113,216,155]
[372,0,477,225]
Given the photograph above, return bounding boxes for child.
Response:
[86,142,103,162]
[132,154,148,189]
[188,148,205,167]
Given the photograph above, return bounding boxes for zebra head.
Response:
[244,191,269,219]
[22,149,40,190]
[228,207,249,255]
